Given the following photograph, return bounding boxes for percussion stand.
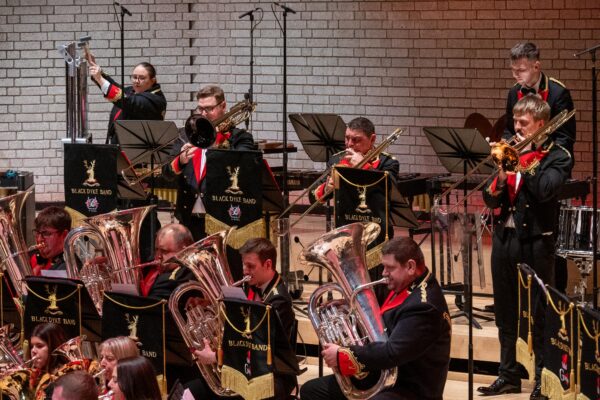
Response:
[574,43,599,308]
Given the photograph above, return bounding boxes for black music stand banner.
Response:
[102,292,166,385]
[205,150,264,248]
[24,277,82,340]
[220,298,274,400]
[542,286,577,399]
[64,143,118,216]
[516,266,535,381]
[334,167,389,245]
[577,306,600,400]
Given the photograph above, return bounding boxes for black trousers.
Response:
[300,375,414,400]
[491,229,555,384]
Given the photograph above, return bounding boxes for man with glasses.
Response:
[163,85,254,240]
[30,206,72,276]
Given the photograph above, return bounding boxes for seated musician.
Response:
[52,370,98,400]
[140,223,195,300]
[163,85,255,241]
[30,206,72,276]
[300,237,451,400]
[186,237,297,400]
[98,336,140,397]
[108,356,162,400]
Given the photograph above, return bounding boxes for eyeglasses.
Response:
[130,75,149,82]
[195,101,223,114]
[33,229,60,238]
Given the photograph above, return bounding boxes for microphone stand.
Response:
[239,8,262,131]
[574,43,599,308]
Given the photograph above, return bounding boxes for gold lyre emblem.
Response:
[240,306,252,339]
[44,284,63,316]
[355,186,371,214]
[83,160,100,187]
[125,313,140,342]
[225,166,243,195]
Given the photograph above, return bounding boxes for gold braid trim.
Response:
[102,293,166,310]
[220,365,274,400]
[541,368,576,400]
[366,241,385,270]
[25,285,80,303]
[545,292,576,393]
[338,347,368,379]
[205,215,266,249]
[517,272,535,381]
[220,304,270,336]
[516,337,535,382]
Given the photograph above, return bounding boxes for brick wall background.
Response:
[0,0,598,202]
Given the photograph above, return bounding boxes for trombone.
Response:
[433,108,576,213]
[279,127,405,229]
[120,99,256,186]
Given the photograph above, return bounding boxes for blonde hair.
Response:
[99,336,139,360]
[512,95,550,122]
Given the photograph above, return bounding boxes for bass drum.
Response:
[556,206,600,258]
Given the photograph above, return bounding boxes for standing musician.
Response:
[30,207,71,276]
[300,237,451,400]
[186,238,297,400]
[140,223,195,300]
[163,85,255,241]
[477,96,572,399]
[88,59,167,144]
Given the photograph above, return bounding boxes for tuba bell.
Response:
[301,222,398,400]
[0,191,34,308]
[167,228,244,397]
[63,206,154,315]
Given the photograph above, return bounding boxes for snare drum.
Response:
[556,206,600,258]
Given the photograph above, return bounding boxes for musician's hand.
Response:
[193,339,216,365]
[322,343,340,368]
[343,148,365,166]
[88,61,103,83]
[179,143,198,165]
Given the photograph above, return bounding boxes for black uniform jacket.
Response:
[147,266,195,300]
[93,72,167,143]
[483,141,572,240]
[162,128,254,224]
[343,270,451,400]
[503,73,576,154]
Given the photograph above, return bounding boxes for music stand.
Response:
[389,182,419,229]
[116,151,146,201]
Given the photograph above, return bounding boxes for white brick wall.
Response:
[0,0,599,201]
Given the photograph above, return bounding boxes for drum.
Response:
[556,206,600,258]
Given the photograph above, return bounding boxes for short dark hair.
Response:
[239,238,277,269]
[510,42,540,62]
[30,322,68,372]
[116,356,161,400]
[196,84,225,104]
[135,62,157,79]
[156,223,194,249]
[34,206,71,232]
[382,237,425,269]
[347,117,375,137]
[54,370,98,400]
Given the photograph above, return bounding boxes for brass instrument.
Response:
[167,229,241,397]
[0,325,33,400]
[64,206,154,316]
[121,99,256,186]
[0,191,34,305]
[301,222,397,400]
[432,108,576,212]
[280,128,405,230]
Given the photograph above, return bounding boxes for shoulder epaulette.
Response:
[555,143,572,159]
[381,151,396,160]
[549,77,566,88]
[151,88,162,95]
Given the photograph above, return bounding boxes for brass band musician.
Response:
[30,207,71,276]
[163,85,255,241]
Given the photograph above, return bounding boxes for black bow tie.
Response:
[520,87,537,96]
[250,286,262,297]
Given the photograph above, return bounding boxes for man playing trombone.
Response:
[163,85,255,240]
[478,96,572,399]
[300,237,451,400]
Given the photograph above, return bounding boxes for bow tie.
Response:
[250,285,263,297]
[520,87,537,96]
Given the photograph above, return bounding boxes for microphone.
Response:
[239,7,260,19]
[114,1,132,16]
[293,236,304,249]
[273,2,296,14]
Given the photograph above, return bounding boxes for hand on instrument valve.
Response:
[192,338,216,365]
[179,142,198,165]
[343,148,366,166]
[321,343,340,368]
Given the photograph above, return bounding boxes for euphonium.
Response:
[63,206,154,315]
[301,222,398,400]
[0,191,34,305]
[167,229,243,397]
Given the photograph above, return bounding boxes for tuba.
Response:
[301,222,397,400]
[168,229,248,397]
[63,206,154,315]
[0,191,34,306]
